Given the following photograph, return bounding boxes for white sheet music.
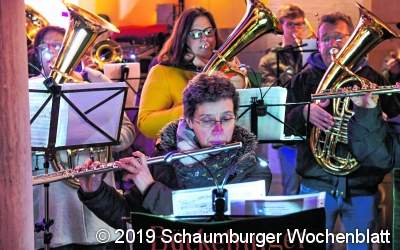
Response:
[29,79,126,149]
[230,192,326,216]
[172,180,266,216]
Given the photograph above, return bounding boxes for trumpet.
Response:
[33,142,242,186]
[311,84,400,100]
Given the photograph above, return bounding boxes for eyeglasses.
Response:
[37,42,62,53]
[188,27,216,40]
[193,116,235,128]
[320,33,350,44]
[286,21,306,28]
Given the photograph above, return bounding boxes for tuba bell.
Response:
[44,2,120,187]
[203,0,281,77]
[309,3,400,175]
[90,39,123,70]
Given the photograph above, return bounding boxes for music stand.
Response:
[103,62,142,110]
[29,79,127,249]
[129,208,325,249]
[236,87,309,144]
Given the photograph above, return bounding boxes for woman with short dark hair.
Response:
[78,73,272,229]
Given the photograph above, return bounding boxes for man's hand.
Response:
[386,51,400,76]
[115,151,155,195]
[350,85,379,109]
[303,99,334,131]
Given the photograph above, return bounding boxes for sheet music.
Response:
[29,80,126,149]
[172,180,266,216]
[230,192,326,216]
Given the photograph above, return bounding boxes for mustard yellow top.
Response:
[137,64,196,139]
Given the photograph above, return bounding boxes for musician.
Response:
[348,88,400,169]
[382,50,400,84]
[258,4,308,87]
[31,26,135,249]
[77,73,272,229]
[285,12,395,250]
[258,4,309,196]
[137,7,246,139]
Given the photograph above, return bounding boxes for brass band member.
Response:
[77,73,272,228]
[285,12,395,250]
[137,8,246,139]
[31,26,135,249]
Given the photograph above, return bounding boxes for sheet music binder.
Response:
[29,79,127,151]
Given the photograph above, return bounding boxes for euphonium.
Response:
[310,3,399,175]
[49,2,119,84]
[46,2,120,187]
[203,0,281,76]
[25,4,49,46]
[91,39,123,70]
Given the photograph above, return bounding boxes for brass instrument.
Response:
[49,2,119,84]
[33,142,243,186]
[91,39,123,70]
[309,3,400,175]
[203,0,281,76]
[25,4,49,46]
[312,84,400,100]
[41,2,120,187]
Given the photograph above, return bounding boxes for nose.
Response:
[211,122,224,133]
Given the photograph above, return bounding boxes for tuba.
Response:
[309,3,400,175]
[46,2,119,187]
[91,39,123,70]
[203,0,281,77]
[25,4,49,47]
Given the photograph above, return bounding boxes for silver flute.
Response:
[32,142,242,186]
[311,85,400,100]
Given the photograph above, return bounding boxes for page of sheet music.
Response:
[230,192,326,216]
[172,180,266,216]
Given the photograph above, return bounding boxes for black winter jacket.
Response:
[286,52,395,197]
[349,106,400,170]
[78,121,271,229]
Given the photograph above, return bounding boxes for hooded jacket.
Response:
[78,121,271,229]
[286,52,395,197]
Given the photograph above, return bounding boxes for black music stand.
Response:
[236,87,309,144]
[29,79,127,249]
[103,62,143,110]
[129,208,325,249]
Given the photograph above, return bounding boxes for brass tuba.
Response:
[47,2,119,187]
[309,3,399,175]
[91,39,123,70]
[203,0,281,76]
[25,4,49,46]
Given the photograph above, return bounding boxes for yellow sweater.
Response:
[137,64,196,139]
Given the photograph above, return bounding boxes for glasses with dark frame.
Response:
[188,27,216,40]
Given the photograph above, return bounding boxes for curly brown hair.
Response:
[183,72,239,120]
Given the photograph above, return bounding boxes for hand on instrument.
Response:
[385,51,400,76]
[225,57,248,89]
[76,159,104,193]
[350,85,379,108]
[115,151,155,194]
[304,99,334,131]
